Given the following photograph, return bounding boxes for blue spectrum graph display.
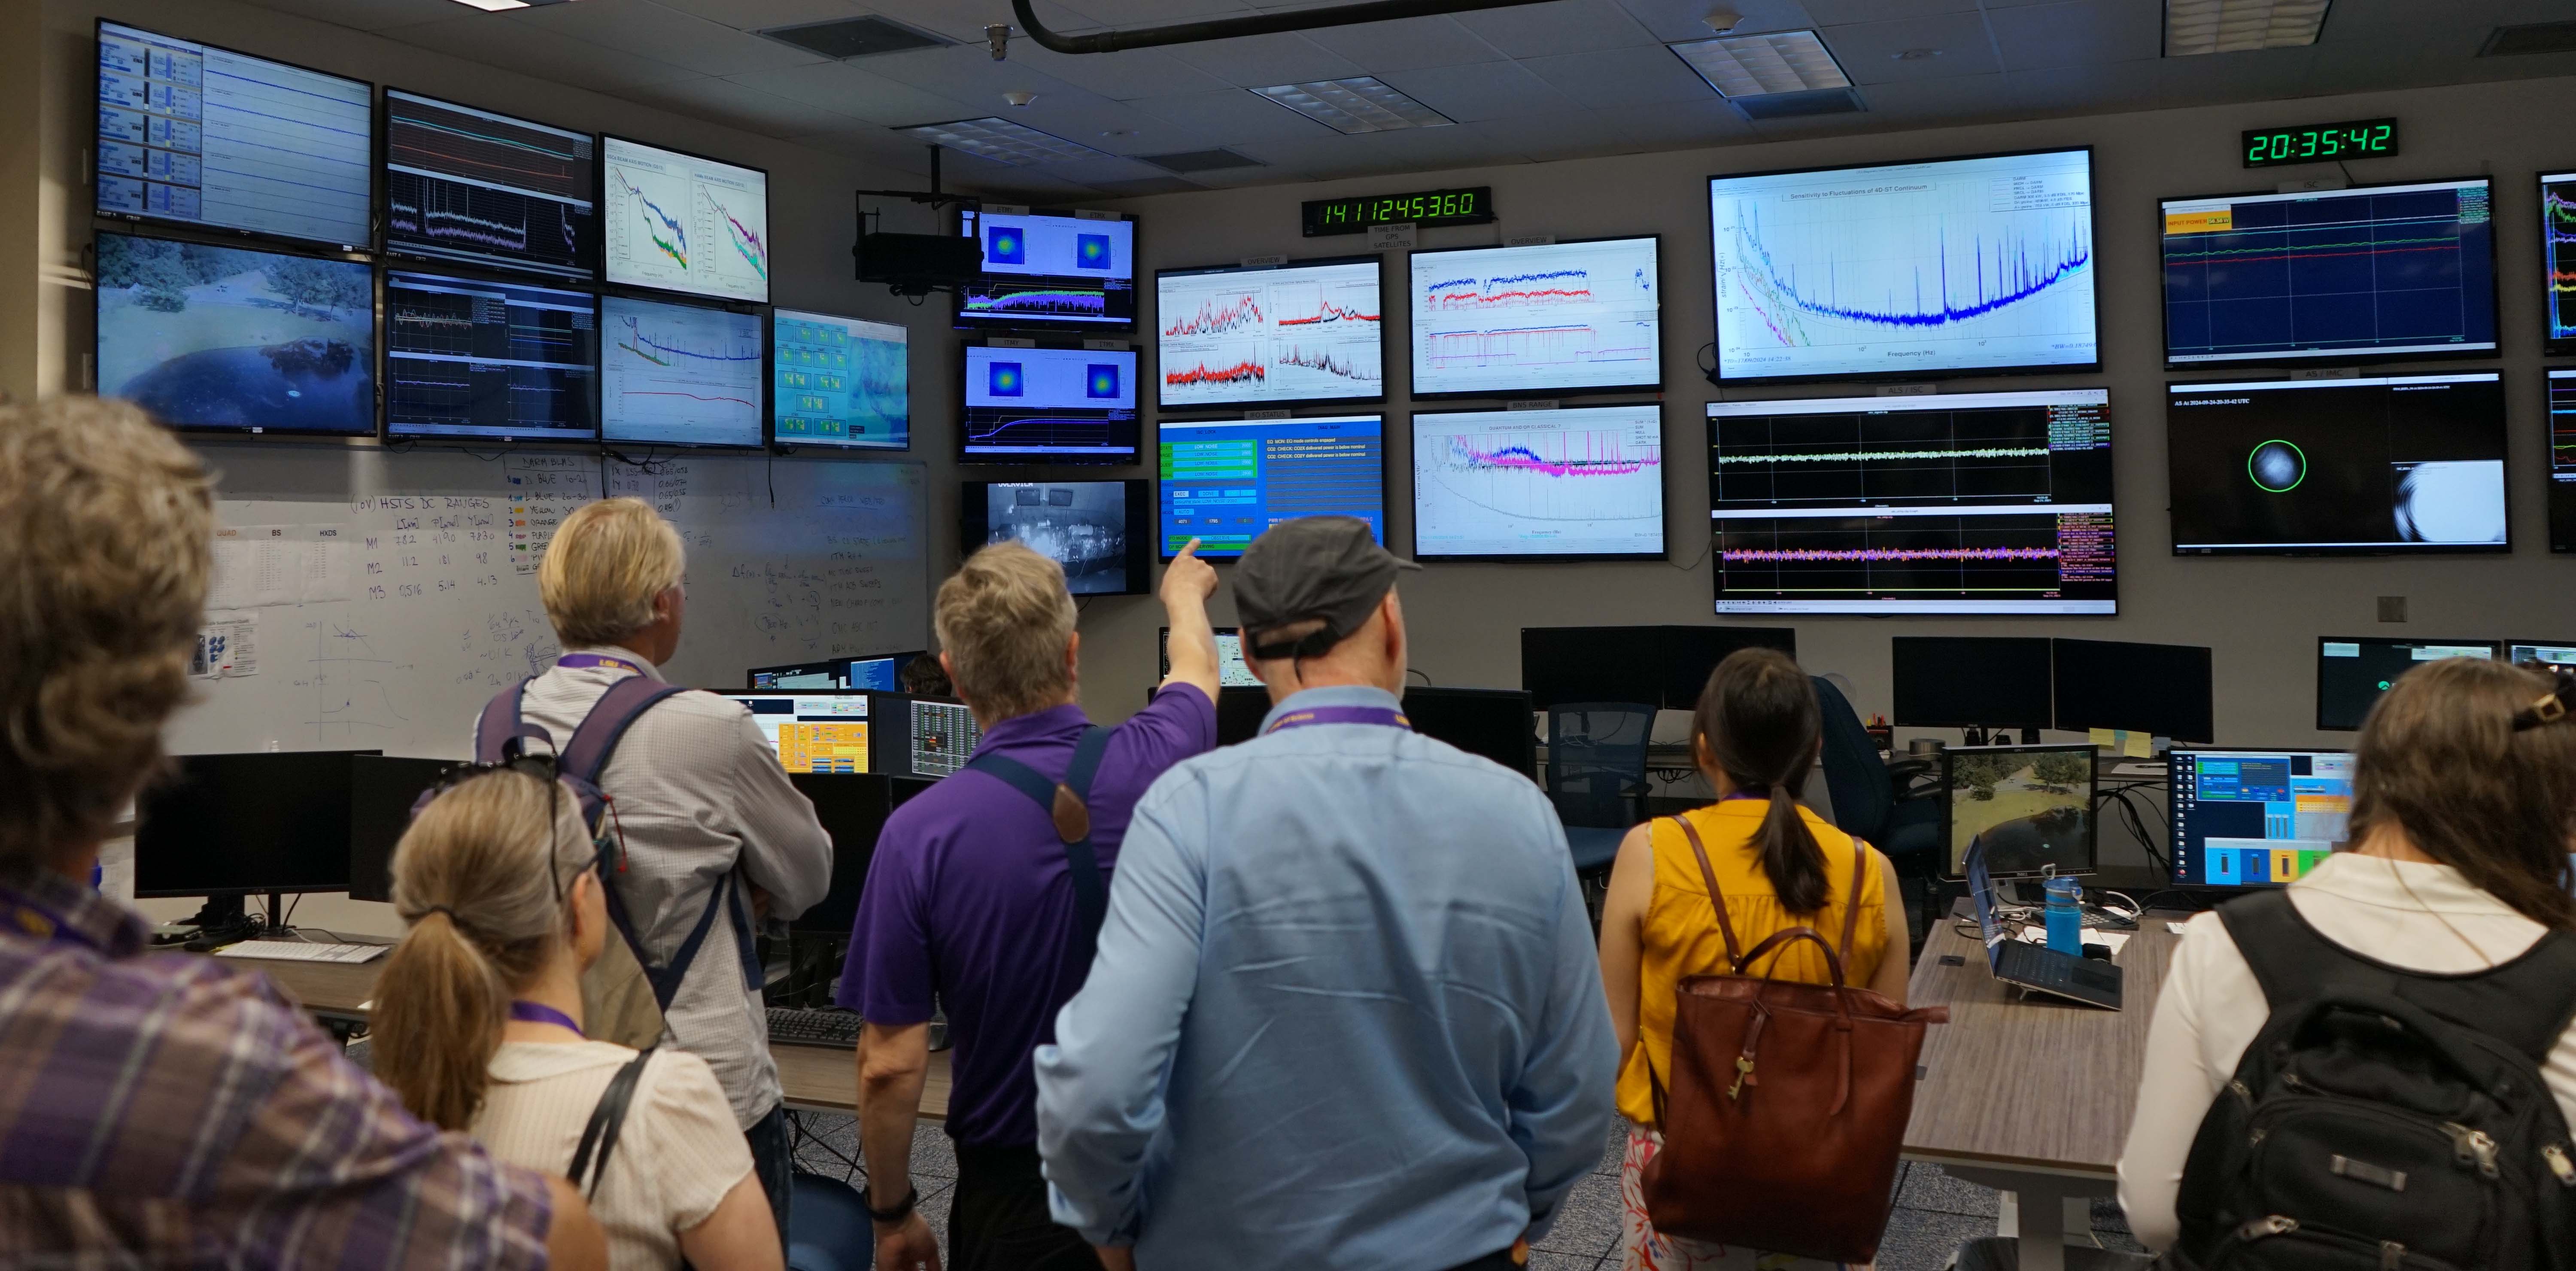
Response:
[773,309,907,450]
[1709,149,2099,383]
[1413,404,1665,559]
[601,295,763,448]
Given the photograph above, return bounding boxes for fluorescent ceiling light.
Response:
[1668,30,1851,97]
[1252,77,1452,134]
[2164,0,2332,56]
[898,117,1106,166]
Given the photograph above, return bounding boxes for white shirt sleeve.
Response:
[2116,912,2240,1252]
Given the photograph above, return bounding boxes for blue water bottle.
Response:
[2044,875,2083,955]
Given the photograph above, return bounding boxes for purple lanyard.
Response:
[557,652,645,676]
[0,887,100,954]
[1265,705,1412,734]
[509,1001,585,1037]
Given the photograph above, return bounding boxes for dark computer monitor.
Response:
[135,751,377,897]
[2316,637,2501,731]
[747,660,849,690]
[2167,747,2354,889]
[1657,627,1799,710]
[1404,687,1536,775]
[1158,627,1259,688]
[787,772,892,936]
[1520,625,1798,711]
[2050,638,2215,742]
[347,755,449,904]
[1939,743,2096,880]
[719,690,874,773]
[845,651,927,692]
[866,693,983,779]
[1891,637,2054,731]
[1215,687,1273,746]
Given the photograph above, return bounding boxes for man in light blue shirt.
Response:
[1035,517,1617,1271]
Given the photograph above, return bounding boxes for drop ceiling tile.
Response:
[1454,0,1659,57]
[1052,0,1256,21]
[1849,72,2015,123]
[1988,0,2160,71]
[856,45,1086,99]
[1613,0,1820,43]
[2005,60,2157,114]
[393,16,706,92]
[1009,47,1237,100]
[516,0,829,77]
[784,128,925,164]
[1379,61,1583,121]
[228,0,463,31]
[1304,16,1510,73]
[616,75,858,139]
[723,61,981,125]
[1017,153,1182,185]
[1455,109,1628,164]
[1166,32,1368,85]
[1602,96,1757,149]
[1524,44,1719,109]
[1802,0,1978,19]
[1820,11,2003,83]
[1127,88,1345,143]
[864,0,1102,44]
[2154,46,2315,108]
[650,0,870,30]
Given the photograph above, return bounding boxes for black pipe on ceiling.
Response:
[1006,0,1560,56]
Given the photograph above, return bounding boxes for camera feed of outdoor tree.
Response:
[1947,748,2093,877]
[95,230,376,435]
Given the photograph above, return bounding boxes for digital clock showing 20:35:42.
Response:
[2242,119,2397,168]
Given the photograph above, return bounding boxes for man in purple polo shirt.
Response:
[845,537,1220,1271]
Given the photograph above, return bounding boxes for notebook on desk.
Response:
[1968,841,2122,1010]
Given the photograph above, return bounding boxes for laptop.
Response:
[1967,839,2123,1010]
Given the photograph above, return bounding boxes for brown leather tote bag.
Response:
[1640,817,1948,1264]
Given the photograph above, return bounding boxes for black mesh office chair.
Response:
[1812,675,1941,950]
[1546,702,1656,893]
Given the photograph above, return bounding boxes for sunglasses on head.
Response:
[419,747,619,905]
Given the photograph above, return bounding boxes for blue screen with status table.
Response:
[1157,414,1385,558]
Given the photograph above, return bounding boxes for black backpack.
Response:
[2170,888,2576,1270]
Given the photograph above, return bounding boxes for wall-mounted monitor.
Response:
[1157,256,1383,409]
[600,135,769,304]
[96,21,374,250]
[2160,177,2497,366]
[2547,173,2576,359]
[773,309,907,451]
[2167,373,2507,555]
[1705,388,2116,614]
[1407,236,1661,398]
[1413,404,1665,560]
[2317,636,2501,731]
[600,294,765,449]
[384,269,598,444]
[2550,371,2576,554]
[960,480,1151,596]
[95,230,376,436]
[1157,414,1385,558]
[383,89,595,280]
[1707,147,2098,384]
[960,344,1139,464]
[955,207,1136,332]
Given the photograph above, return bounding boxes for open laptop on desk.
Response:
[1967,839,2122,1010]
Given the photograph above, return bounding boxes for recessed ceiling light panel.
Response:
[1252,76,1453,135]
[897,117,1106,166]
[2163,0,2332,56]
[1668,29,1852,97]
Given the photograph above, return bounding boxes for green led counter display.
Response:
[2242,119,2397,167]
[1302,187,1494,236]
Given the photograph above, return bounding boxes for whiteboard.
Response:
[166,444,928,758]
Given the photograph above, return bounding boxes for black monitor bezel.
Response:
[380,261,604,446]
[958,477,1153,596]
[1410,401,1669,562]
[951,206,1141,336]
[134,750,381,897]
[378,84,599,283]
[957,340,1140,466]
[595,131,772,306]
[1405,233,1666,401]
[1890,635,2055,730]
[1153,253,1388,410]
[2049,637,2215,743]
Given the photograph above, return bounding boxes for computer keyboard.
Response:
[216,940,388,964]
[768,1006,864,1049]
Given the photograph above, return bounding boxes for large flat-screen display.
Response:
[960,480,1151,596]
[1413,404,1665,560]
[96,21,374,249]
[956,207,1136,332]
[773,309,907,451]
[1707,148,2098,383]
[2160,177,2497,366]
[1157,256,1383,409]
[600,135,769,304]
[95,230,375,436]
[384,89,595,281]
[2166,373,2508,555]
[1408,236,1661,397]
[2317,636,2500,731]
[600,294,764,448]
[1705,389,2115,614]
[384,269,598,443]
[2542,172,2576,358]
[1158,415,1385,558]
[2550,371,2576,554]
[961,344,1139,464]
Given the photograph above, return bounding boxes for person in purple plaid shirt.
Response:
[0,397,608,1271]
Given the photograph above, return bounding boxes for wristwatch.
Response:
[865,1184,918,1224]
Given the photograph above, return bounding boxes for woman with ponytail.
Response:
[378,767,783,1271]
[1597,648,1911,1271]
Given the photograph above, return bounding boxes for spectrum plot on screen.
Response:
[1158,257,1384,409]
[956,208,1136,332]
[385,90,595,280]
[1413,404,1665,559]
[1410,237,1661,397]
[601,295,763,448]
[602,136,770,304]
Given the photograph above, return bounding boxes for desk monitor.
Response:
[961,480,1150,596]
[1157,255,1383,409]
[1404,687,1537,775]
[1158,414,1385,558]
[1215,687,1273,746]
[961,343,1139,464]
[866,694,983,779]
[956,207,1137,333]
[1891,637,2053,731]
[2168,748,2353,889]
[1940,743,2096,880]
[720,690,872,774]
[845,651,926,692]
[1657,626,1800,710]
[349,755,449,904]
[600,294,766,448]
[1160,627,1259,688]
[94,230,377,437]
[135,751,377,897]
[786,772,892,935]
[2509,641,2576,669]
[1519,625,1798,712]
[747,660,847,690]
[2316,637,2500,731]
[2050,638,2215,742]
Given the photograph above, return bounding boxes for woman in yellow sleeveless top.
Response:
[1598,649,1911,1271]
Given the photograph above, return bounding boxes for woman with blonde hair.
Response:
[376,765,782,1271]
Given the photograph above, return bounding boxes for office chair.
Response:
[1546,702,1656,891]
[1811,676,1941,947]
[786,1171,876,1271]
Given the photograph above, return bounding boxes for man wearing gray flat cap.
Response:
[1034,516,1617,1271]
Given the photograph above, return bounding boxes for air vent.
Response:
[2480,21,2576,56]
[1728,86,1865,120]
[759,16,951,59]
[1139,149,1264,174]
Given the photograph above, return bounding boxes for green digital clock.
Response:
[2242,119,2397,168]
[1301,187,1494,236]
